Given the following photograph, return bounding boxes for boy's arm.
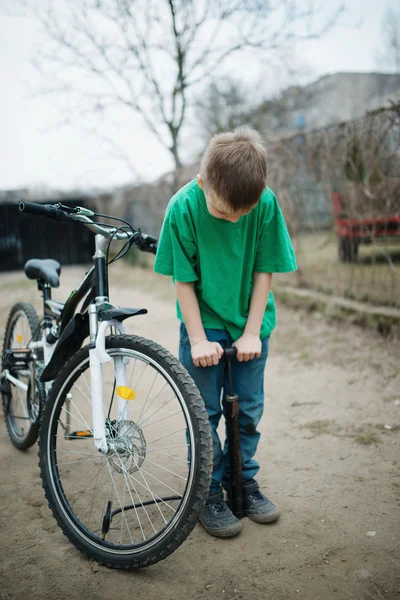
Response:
[234,272,272,362]
[176,281,223,368]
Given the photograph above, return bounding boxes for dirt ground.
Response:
[0,263,399,600]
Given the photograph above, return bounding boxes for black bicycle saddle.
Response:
[24,258,61,288]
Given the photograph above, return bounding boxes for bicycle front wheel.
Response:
[39,335,212,569]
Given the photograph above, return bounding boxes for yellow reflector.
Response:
[116,386,136,401]
[76,430,92,437]
[16,335,23,343]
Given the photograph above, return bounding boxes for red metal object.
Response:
[333,193,400,240]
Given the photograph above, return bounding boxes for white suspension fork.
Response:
[114,356,129,421]
[89,317,127,452]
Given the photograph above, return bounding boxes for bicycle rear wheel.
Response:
[39,335,212,569]
[1,302,43,449]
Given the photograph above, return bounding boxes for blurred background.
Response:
[0,0,400,306]
[1,3,400,599]
[0,0,399,311]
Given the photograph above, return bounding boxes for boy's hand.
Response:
[191,340,224,368]
[233,334,262,362]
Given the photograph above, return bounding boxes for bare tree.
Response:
[195,66,320,143]
[378,4,400,73]
[195,77,256,139]
[21,0,344,187]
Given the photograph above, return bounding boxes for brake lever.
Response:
[134,232,157,254]
[58,204,79,214]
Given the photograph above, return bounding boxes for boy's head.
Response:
[197,128,267,222]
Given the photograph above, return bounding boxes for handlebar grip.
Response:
[142,233,157,244]
[225,347,237,360]
[134,232,158,254]
[19,201,50,216]
[19,201,63,219]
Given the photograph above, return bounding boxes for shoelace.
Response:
[211,501,229,514]
[249,490,265,503]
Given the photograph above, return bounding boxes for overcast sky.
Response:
[0,0,396,192]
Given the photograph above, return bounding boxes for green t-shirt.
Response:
[154,180,297,340]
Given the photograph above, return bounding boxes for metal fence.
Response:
[267,104,400,307]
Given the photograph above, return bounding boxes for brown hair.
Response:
[200,128,267,210]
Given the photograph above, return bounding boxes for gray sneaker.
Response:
[199,490,242,538]
[243,479,281,524]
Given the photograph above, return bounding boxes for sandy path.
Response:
[0,263,399,600]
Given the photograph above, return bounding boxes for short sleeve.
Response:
[254,197,297,273]
[154,208,198,283]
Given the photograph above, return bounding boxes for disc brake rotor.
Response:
[107,420,146,475]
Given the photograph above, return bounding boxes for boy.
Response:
[154,128,297,538]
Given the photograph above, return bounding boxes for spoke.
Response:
[57,448,102,487]
[146,448,187,463]
[55,449,98,455]
[56,457,104,466]
[118,468,178,514]
[139,456,187,481]
[101,420,170,526]
[137,380,170,426]
[147,444,190,451]
[136,465,182,496]
[140,408,183,430]
[99,472,114,536]
[136,369,159,424]
[137,393,176,427]
[58,456,106,495]
[128,358,137,388]
[63,395,92,433]
[81,467,108,525]
[81,373,91,396]
[132,361,149,393]
[114,452,156,537]
[147,427,187,445]
[130,461,168,526]
[122,446,169,526]
[59,408,92,434]
[79,476,109,520]
[106,461,135,544]
[120,476,127,544]
[73,381,92,405]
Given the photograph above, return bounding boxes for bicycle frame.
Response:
[43,232,145,453]
[4,203,153,456]
[2,238,142,455]
[7,267,97,397]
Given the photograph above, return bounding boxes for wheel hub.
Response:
[107,420,146,474]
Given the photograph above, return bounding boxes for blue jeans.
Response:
[179,323,270,493]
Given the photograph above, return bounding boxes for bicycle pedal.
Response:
[68,430,93,439]
[2,348,33,370]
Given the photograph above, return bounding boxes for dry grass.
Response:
[277,231,400,308]
[354,432,379,445]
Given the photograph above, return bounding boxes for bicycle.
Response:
[1,201,212,569]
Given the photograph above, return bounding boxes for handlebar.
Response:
[19,201,70,221]
[224,348,237,360]
[19,201,157,255]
